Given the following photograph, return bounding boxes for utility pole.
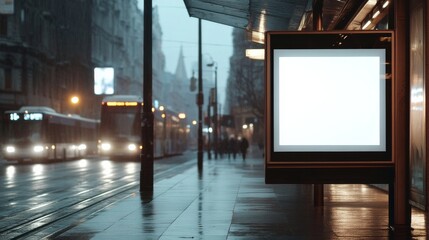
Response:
[197,18,203,171]
[206,60,218,159]
[207,95,211,160]
[213,64,218,159]
[141,0,154,192]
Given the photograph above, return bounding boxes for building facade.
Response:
[0,0,165,145]
[225,28,264,146]
[0,0,93,143]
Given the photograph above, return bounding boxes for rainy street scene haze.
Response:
[1,0,429,239]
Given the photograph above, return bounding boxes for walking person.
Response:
[240,137,249,160]
[228,136,237,159]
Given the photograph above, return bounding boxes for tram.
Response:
[99,95,186,160]
[3,106,99,162]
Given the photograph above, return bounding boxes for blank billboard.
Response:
[266,31,393,163]
[273,49,386,152]
[94,67,114,95]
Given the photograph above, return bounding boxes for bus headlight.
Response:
[6,146,15,153]
[33,145,44,153]
[128,144,137,151]
[101,143,111,151]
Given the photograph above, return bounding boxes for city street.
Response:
[0,152,195,238]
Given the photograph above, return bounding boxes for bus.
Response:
[3,106,99,162]
[99,95,186,160]
[99,95,142,160]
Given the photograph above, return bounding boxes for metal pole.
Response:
[197,19,203,171]
[207,96,211,159]
[218,103,222,143]
[214,65,218,159]
[163,111,166,157]
[313,0,324,206]
[141,0,154,192]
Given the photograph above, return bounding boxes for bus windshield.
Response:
[7,120,43,144]
[100,106,140,141]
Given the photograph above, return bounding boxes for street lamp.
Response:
[160,106,166,157]
[207,94,211,159]
[70,95,80,114]
[70,96,79,105]
[178,113,186,119]
[207,61,218,159]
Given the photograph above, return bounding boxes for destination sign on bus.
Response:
[106,101,139,106]
[9,113,43,121]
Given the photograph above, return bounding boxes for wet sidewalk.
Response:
[58,149,427,239]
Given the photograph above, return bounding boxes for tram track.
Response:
[0,172,135,224]
[0,155,196,239]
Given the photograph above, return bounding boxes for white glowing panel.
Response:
[94,67,114,95]
[273,49,386,152]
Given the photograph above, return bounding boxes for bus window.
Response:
[7,120,42,143]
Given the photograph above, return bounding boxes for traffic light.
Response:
[190,76,196,92]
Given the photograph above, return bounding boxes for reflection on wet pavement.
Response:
[59,153,428,239]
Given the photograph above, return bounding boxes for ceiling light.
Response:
[245,49,265,60]
[362,20,372,29]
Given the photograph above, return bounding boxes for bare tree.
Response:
[231,58,264,118]
[225,29,265,147]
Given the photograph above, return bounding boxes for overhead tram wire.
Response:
[156,38,233,48]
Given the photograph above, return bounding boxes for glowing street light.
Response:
[178,113,186,119]
[70,96,80,105]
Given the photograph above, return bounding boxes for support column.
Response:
[312,0,323,31]
[313,0,324,207]
[392,0,411,236]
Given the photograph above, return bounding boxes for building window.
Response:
[0,68,21,92]
[0,69,4,89]
[0,68,12,90]
[4,68,11,89]
[0,15,7,36]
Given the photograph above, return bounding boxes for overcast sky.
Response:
[138,0,233,106]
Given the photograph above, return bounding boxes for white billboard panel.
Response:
[94,67,114,95]
[273,49,386,152]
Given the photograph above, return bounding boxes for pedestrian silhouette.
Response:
[228,137,237,159]
[240,137,249,160]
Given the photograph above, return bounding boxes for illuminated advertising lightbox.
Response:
[94,67,114,95]
[275,49,385,152]
[266,31,393,164]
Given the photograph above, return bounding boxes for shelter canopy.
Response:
[183,0,368,41]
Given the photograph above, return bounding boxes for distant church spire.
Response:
[175,46,188,81]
